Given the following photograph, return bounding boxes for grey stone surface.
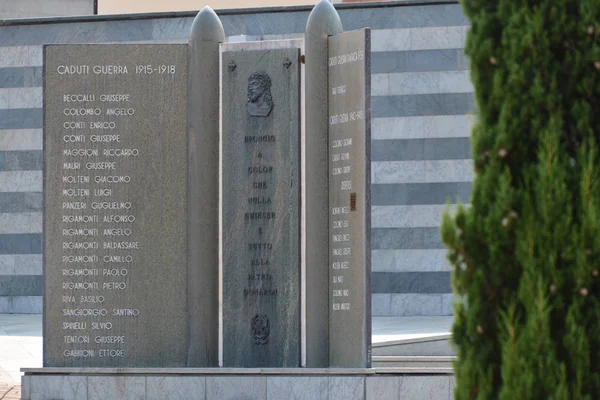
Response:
[0,254,42,275]
[371,182,472,206]
[372,272,451,294]
[328,28,371,368]
[0,170,42,192]
[2,150,42,170]
[0,0,94,19]
[28,375,87,400]
[0,295,41,313]
[0,192,42,213]
[206,376,266,400]
[44,44,188,367]
[24,67,43,87]
[372,228,442,250]
[406,50,467,73]
[371,294,391,316]
[146,376,206,400]
[329,376,364,400]
[23,372,456,399]
[305,0,343,368]
[221,48,300,367]
[372,93,474,118]
[339,4,467,31]
[371,249,451,273]
[0,275,42,295]
[371,138,470,162]
[0,45,43,68]
[365,376,401,399]
[0,129,43,151]
[390,294,448,316]
[267,376,328,400]
[0,67,27,87]
[88,376,145,400]
[0,233,41,254]
[187,5,224,368]
[0,209,42,234]
[371,50,466,74]
[0,109,42,129]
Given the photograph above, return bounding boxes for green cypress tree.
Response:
[441,1,600,398]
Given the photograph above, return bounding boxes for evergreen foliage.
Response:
[441,1,600,398]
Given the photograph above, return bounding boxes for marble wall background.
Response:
[0,0,473,316]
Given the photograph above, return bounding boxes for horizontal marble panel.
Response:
[0,67,42,88]
[0,212,42,234]
[0,129,43,150]
[371,182,472,206]
[0,192,43,212]
[372,26,468,52]
[329,376,364,400]
[0,87,42,109]
[339,3,467,31]
[371,138,470,161]
[372,71,473,96]
[372,293,392,316]
[0,254,42,275]
[366,375,453,399]
[371,49,469,74]
[0,275,42,296]
[372,94,474,118]
[0,171,42,192]
[206,376,266,400]
[372,227,442,250]
[0,233,41,254]
[267,376,328,400]
[372,115,474,140]
[372,272,450,294]
[372,249,451,273]
[390,293,455,316]
[372,205,462,228]
[27,373,87,400]
[151,17,193,41]
[0,46,43,67]
[147,376,206,400]
[0,108,43,129]
[372,159,474,184]
[0,150,42,170]
[0,295,41,313]
[88,376,146,400]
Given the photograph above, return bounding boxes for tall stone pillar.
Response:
[187,6,225,367]
[304,0,342,367]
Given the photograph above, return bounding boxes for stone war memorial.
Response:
[17,1,456,399]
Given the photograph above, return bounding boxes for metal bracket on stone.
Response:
[283,57,292,69]
[228,60,237,71]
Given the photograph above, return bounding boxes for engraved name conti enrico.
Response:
[247,71,274,117]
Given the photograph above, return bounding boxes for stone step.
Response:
[372,356,456,369]
[373,334,455,356]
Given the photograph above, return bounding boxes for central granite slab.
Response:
[220,47,301,367]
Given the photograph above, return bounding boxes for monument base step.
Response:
[21,368,454,400]
[373,334,455,357]
[372,356,456,368]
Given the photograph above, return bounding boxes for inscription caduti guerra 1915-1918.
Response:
[44,44,188,367]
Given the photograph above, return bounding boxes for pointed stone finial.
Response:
[190,6,225,43]
[306,0,343,38]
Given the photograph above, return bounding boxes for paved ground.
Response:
[0,314,452,398]
[0,315,42,399]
